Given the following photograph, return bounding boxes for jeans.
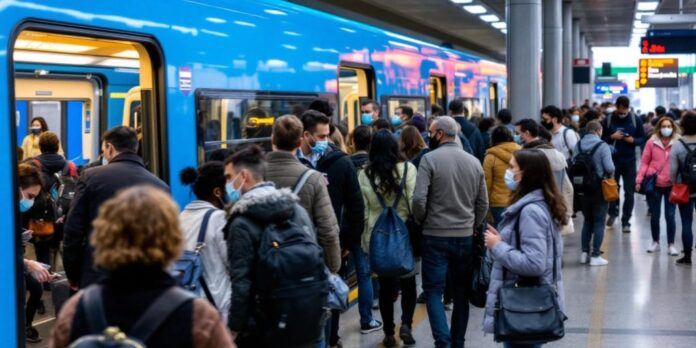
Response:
[678,198,695,258]
[351,246,374,326]
[608,161,637,226]
[422,235,473,348]
[378,275,416,336]
[503,343,542,348]
[581,197,608,257]
[491,207,506,229]
[647,187,676,244]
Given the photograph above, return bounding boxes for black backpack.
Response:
[254,206,328,345]
[569,141,603,197]
[31,159,78,217]
[679,139,696,189]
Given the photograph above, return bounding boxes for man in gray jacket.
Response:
[413,116,488,348]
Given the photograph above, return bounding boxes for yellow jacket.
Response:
[483,141,520,207]
[21,133,64,159]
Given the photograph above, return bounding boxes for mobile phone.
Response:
[21,230,32,242]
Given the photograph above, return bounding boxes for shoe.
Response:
[399,325,416,346]
[676,257,692,266]
[25,326,42,343]
[668,244,680,256]
[382,335,397,347]
[580,252,589,264]
[360,320,382,334]
[590,256,609,266]
[606,215,616,227]
[647,241,660,253]
[622,225,631,233]
[416,292,426,304]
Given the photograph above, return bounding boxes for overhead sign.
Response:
[594,82,628,95]
[638,58,679,88]
[573,58,590,66]
[641,36,696,54]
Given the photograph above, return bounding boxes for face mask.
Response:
[311,140,329,155]
[513,134,522,145]
[225,174,244,204]
[542,121,554,130]
[19,191,34,213]
[429,133,441,150]
[661,127,673,137]
[606,107,616,113]
[30,127,41,135]
[571,115,580,123]
[391,115,402,127]
[361,113,373,125]
[504,169,519,191]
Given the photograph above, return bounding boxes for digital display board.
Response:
[638,58,679,88]
[594,82,628,95]
[641,36,696,54]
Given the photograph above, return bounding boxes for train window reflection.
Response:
[383,96,427,118]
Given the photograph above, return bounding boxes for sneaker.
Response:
[360,320,383,334]
[382,335,397,347]
[590,256,609,266]
[622,225,631,233]
[668,244,680,256]
[416,292,426,304]
[580,252,589,264]
[676,257,692,266]
[25,326,42,343]
[399,325,416,346]
[372,300,379,310]
[606,215,616,227]
[647,241,660,253]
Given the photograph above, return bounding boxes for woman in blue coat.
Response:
[483,149,567,348]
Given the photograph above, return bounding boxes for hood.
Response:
[230,183,298,223]
[486,142,519,163]
[36,153,66,174]
[650,134,678,149]
[536,148,567,171]
[503,189,545,218]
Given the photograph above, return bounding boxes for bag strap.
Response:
[588,142,603,157]
[82,285,108,334]
[195,209,216,251]
[129,287,196,341]
[367,173,388,210]
[391,163,409,210]
[562,128,573,156]
[292,169,315,195]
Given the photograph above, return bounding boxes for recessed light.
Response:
[450,0,473,3]
[637,2,659,11]
[480,14,499,22]
[464,5,487,14]
[492,22,507,29]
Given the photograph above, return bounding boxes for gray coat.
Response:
[669,134,696,198]
[483,190,566,333]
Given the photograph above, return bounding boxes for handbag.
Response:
[669,183,690,205]
[326,271,349,311]
[494,202,566,344]
[639,157,667,196]
[469,224,492,308]
[28,219,55,238]
[601,177,619,202]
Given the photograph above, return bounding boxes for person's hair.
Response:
[180,161,226,201]
[361,99,380,112]
[448,98,467,116]
[366,130,401,194]
[207,148,230,162]
[586,120,603,135]
[17,146,24,162]
[330,124,347,152]
[432,116,459,138]
[335,123,348,138]
[490,125,513,146]
[515,119,539,137]
[681,111,696,136]
[654,116,679,138]
[18,163,42,189]
[541,105,563,122]
[655,105,666,115]
[273,114,303,151]
[497,109,512,124]
[309,99,333,117]
[301,110,331,134]
[91,186,181,270]
[431,104,444,117]
[537,126,552,142]
[615,96,630,109]
[225,144,266,180]
[352,125,372,152]
[399,126,426,160]
[372,118,392,131]
[30,117,48,132]
[478,118,495,133]
[38,131,60,154]
[397,105,414,119]
[510,150,568,225]
[584,110,599,122]
[580,104,590,111]
[102,126,138,153]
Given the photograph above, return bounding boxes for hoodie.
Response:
[483,141,520,207]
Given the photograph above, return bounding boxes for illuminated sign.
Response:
[641,36,696,54]
[573,57,590,84]
[594,82,628,95]
[638,58,679,88]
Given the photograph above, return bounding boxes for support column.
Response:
[562,1,573,108]
[572,19,580,106]
[588,46,594,104]
[507,0,542,121]
[580,34,587,104]
[543,0,562,107]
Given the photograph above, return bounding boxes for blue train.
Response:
[0,0,506,343]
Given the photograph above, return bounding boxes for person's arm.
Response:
[312,175,341,273]
[226,220,255,333]
[490,206,549,277]
[413,156,432,224]
[483,155,494,199]
[601,144,615,176]
[601,119,611,144]
[62,174,89,287]
[474,167,489,228]
[636,140,653,185]
[341,159,365,251]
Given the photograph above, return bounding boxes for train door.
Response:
[429,75,447,113]
[122,86,142,129]
[489,82,499,117]
[338,64,375,131]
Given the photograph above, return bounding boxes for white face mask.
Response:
[661,127,673,138]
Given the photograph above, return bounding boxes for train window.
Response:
[462,98,483,117]
[196,90,320,163]
[338,65,374,132]
[428,76,447,111]
[383,96,427,119]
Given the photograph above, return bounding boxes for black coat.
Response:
[63,152,168,287]
[454,116,486,162]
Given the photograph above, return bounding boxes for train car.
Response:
[0,0,506,344]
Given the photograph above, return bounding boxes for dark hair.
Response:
[207,148,231,162]
[491,125,513,146]
[372,118,392,131]
[616,96,630,109]
[515,119,539,137]
[655,105,666,115]
[352,125,372,152]
[584,110,599,122]
[397,105,414,119]
[497,109,512,124]
[361,99,380,112]
[309,99,334,117]
[366,130,401,194]
[18,163,43,189]
[30,117,48,132]
[580,104,590,111]
[478,118,495,133]
[511,149,568,225]
[335,123,348,138]
[102,126,138,153]
[537,125,552,142]
[431,104,444,117]
[225,145,266,180]
[681,111,696,135]
[399,126,426,160]
[180,161,226,200]
[541,105,563,122]
[39,131,60,154]
[301,110,331,134]
[273,114,304,151]
[448,98,467,116]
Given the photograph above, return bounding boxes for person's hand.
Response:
[56,216,65,224]
[623,135,634,144]
[610,130,624,140]
[24,260,51,283]
[484,224,502,249]
[635,184,641,192]
[341,249,350,258]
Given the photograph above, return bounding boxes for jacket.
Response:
[34,153,68,189]
[350,152,369,169]
[225,183,314,334]
[179,200,232,320]
[638,135,677,188]
[483,142,520,207]
[669,134,696,195]
[601,112,646,165]
[49,265,232,348]
[22,133,64,159]
[63,152,169,287]
[483,190,565,333]
[411,148,430,169]
[265,151,341,272]
[359,162,417,253]
[413,142,488,237]
[573,134,615,178]
[526,141,574,232]
[551,126,580,160]
[453,115,486,162]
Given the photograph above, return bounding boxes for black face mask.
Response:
[542,121,554,130]
[30,127,41,135]
[429,133,441,150]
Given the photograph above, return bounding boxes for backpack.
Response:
[170,209,216,306]
[679,139,696,189]
[292,169,316,195]
[569,141,603,197]
[255,206,328,345]
[368,164,415,277]
[69,285,195,348]
[31,159,78,217]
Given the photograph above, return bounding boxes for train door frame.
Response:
[489,82,499,117]
[337,62,375,131]
[381,95,430,120]
[6,20,167,341]
[428,74,447,114]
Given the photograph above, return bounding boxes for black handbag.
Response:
[469,224,491,308]
[494,202,566,344]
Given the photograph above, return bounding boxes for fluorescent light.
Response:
[450,0,473,3]
[637,2,659,11]
[480,14,499,22]
[464,5,487,14]
[635,11,654,19]
[95,58,140,68]
[264,9,287,16]
[205,17,226,24]
[13,50,96,65]
[234,20,256,27]
[501,29,508,34]
[634,21,649,28]
[492,22,506,29]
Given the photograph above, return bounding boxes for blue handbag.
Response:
[326,271,349,311]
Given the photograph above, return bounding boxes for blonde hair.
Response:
[91,186,182,270]
[330,126,347,153]
[654,116,680,138]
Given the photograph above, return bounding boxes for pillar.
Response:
[572,19,580,106]
[562,1,573,108]
[507,0,542,121]
[588,46,594,104]
[543,0,562,107]
[580,33,587,104]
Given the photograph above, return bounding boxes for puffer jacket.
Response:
[483,142,520,207]
[483,190,565,333]
[638,135,678,188]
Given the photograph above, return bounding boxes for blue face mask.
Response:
[504,169,519,191]
[513,134,522,145]
[391,115,402,127]
[19,196,34,213]
[311,140,329,155]
[361,113,373,125]
[225,174,244,204]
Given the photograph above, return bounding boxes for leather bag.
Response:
[602,177,619,202]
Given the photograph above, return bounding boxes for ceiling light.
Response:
[464,5,487,14]
[264,9,287,16]
[480,14,499,22]
[635,11,654,19]
[492,22,506,29]
[501,29,508,34]
[13,51,96,65]
[634,21,649,28]
[96,58,140,68]
[637,2,659,11]
[450,0,473,3]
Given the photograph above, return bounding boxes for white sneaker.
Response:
[580,252,589,264]
[590,256,609,266]
[668,244,680,256]
[647,242,660,253]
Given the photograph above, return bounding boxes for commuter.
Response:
[413,116,488,348]
[349,125,372,169]
[669,103,681,120]
[64,126,169,289]
[329,123,348,153]
[179,162,232,319]
[602,96,646,232]
[483,150,567,348]
[431,103,445,117]
[21,116,63,158]
[483,126,521,228]
[496,108,515,134]
[478,118,494,149]
[359,130,417,347]
[393,105,414,132]
[575,121,615,266]
[361,99,381,126]
[50,187,233,347]
[399,125,429,169]
[643,112,656,137]
[579,110,600,137]
[309,99,334,119]
[449,98,486,162]
[569,107,581,126]
[670,111,696,265]
[655,105,668,120]
[541,105,579,161]
[372,118,392,132]
[638,117,680,255]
